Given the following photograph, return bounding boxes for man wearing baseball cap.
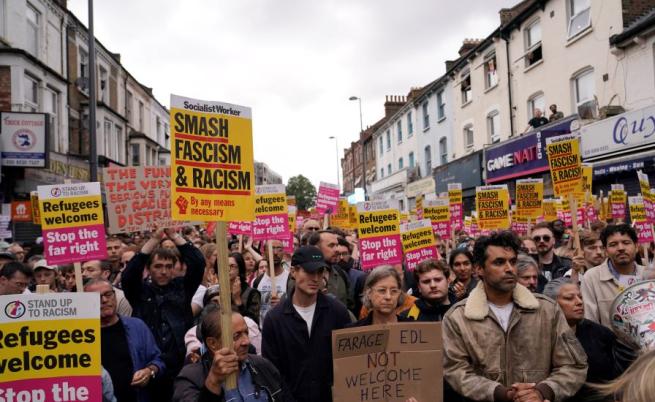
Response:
[262,246,352,402]
[32,259,59,292]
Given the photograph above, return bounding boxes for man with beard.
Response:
[566,230,606,278]
[336,236,366,317]
[443,231,587,402]
[581,224,644,329]
[307,230,352,310]
[531,222,571,280]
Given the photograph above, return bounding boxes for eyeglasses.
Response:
[306,227,320,231]
[532,235,551,243]
[335,252,350,258]
[272,246,284,251]
[372,287,401,297]
[100,290,116,299]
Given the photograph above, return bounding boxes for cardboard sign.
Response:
[252,184,289,240]
[31,191,41,225]
[610,184,627,221]
[546,134,583,197]
[357,201,402,271]
[423,198,451,239]
[170,94,255,222]
[103,166,176,234]
[331,199,351,229]
[11,200,32,222]
[228,221,253,236]
[515,178,543,219]
[448,183,463,231]
[316,182,340,215]
[332,322,443,402]
[637,170,655,224]
[476,185,510,230]
[401,219,439,271]
[38,182,107,265]
[629,196,654,244]
[0,293,101,401]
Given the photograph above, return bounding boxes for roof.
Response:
[610,7,655,47]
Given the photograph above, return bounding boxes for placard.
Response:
[546,134,583,197]
[0,293,101,401]
[252,184,289,240]
[104,166,176,234]
[357,201,402,271]
[629,196,654,244]
[331,199,351,229]
[332,322,442,402]
[316,182,340,215]
[423,198,451,239]
[610,184,627,221]
[170,94,255,221]
[37,182,107,264]
[228,221,253,236]
[401,219,439,271]
[515,178,543,219]
[637,170,655,224]
[476,185,510,230]
[448,183,463,231]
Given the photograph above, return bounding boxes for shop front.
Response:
[432,150,483,213]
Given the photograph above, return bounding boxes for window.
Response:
[387,164,392,176]
[568,0,591,38]
[380,168,384,178]
[43,87,58,152]
[424,146,432,175]
[78,47,88,93]
[116,126,124,163]
[573,68,594,107]
[138,101,144,131]
[422,101,429,129]
[484,53,498,89]
[23,74,39,112]
[126,91,133,123]
[528,92,545,119]
[26,4,39,56]
[524,20,542,67]
[386,130,391,151]
[409,152,415,168]
[460,69,472,104]
[464,125,474,150]
[407,112,413,136]
[131,143,140,166]
[156,117,162,144]
[439,137,448,165]
[378,136,383,154]
[487,111,501,143]
[437,90,445,120]
[104,120,112,158]
[397,121,402,143]
[398,157,404,170]
[99,66,108,103]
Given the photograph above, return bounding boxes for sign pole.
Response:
[568,194,582,253]
[267,241,277,298]
[215,221,237,389]
[527,217,532,237]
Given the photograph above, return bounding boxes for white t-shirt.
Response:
[293,302,317,337]
[489,302,514,332]
[618,274,639,290]
[257,269,290,322]
[191,284,207,308]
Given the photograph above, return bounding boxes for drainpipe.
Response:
[502,33,515,137]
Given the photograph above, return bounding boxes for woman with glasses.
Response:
[348,265,411,327]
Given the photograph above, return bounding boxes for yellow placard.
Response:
[170,94,255,221]
[357,209,400,239]
[31,191,41,225]
[39,195,103,230]
[423,202,450,223]
[348,204,358,228]
[610,190,627,205]
[448,189,462,204]
[288,206,297,233]
[401,226,436,253]
[543,199,558,221]
[629,196,646,222]
[515,179,543,219]
[331,199,351,228]
[546,135,583,197]
[476,185,510,230]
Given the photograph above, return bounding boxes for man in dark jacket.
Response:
[174,306,293,402]
[122,227,204,402]
[262,246,352,402]
[307,230,353,310]
[401,258,456,321]
[336,236,366,317]
[532,222,571,280]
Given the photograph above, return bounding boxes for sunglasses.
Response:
[532,235,551,242]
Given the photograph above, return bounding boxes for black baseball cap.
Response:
[291,246,328,272]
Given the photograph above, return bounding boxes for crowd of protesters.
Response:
[1,216,654,402]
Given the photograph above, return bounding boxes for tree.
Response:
[286,175,316,211]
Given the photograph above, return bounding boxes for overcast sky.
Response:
[68,0,515,189]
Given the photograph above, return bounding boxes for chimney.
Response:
[384,95,405,117]
[458,38,482,57]
[407,87,423,102]
[499,8,514,25]
[445,60,457,72]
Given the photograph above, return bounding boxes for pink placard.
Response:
[316,182,340,215]
[1,376,102,402]
[644,199,655,224]
[228,221,253,236]
[511,221,529,236]
[586,203,598,222]
[43,224,107,265]
[634,221,654,244]
[252,214,289,241]
[358,234,402,271]
[281,235,295,254]
[449,203,463,231]
[612,202,626,221]
[431,220,451,240]
[404,246,439,272]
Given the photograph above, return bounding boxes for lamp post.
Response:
[349,96,366,199]
[328,136,340,192]
[88,0,98,181]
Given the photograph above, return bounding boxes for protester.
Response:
[520,236,539,263]
[59,264,77,292]
[544,278,635,401]
[307,230,352,309]
[525,108,549,131]
[7,242,25,262]
[262,246,351,402]
[0,261,32,295]
[301,218,321,235]
[401,259,456,321]
[242,236,262,285]
[358,264,417,319]
[121,227,204,402]
[32,259,59,292]
[532,222,572,280]
[443,231,587,402]
[449,249,477,300]
[581,224,644,329]
[106,236,126,279]
[86,278,165,402]
[229,252,261,324]
[253,239,289,322]
[516,253,541,293]
[0,251,16,269]
[174,305,293,402]
[348,265,408,326]
[567,230,606,278]
[592,348,655,402]
[114,246,138,289]
[82,259,132,316]
[336,236,366,317]
[191,243,218,316]
[548,103,564,122]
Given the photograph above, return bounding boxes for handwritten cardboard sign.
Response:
[332,322,442,402]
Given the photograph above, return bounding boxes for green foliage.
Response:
[286,175,317,211]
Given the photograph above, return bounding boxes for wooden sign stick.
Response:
[215,221,237,389]
[267,241,277,298]
[527,217,532,237]
[238,234,243,253]
[62,179,84,293]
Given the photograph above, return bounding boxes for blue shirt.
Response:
[224,362,270,402]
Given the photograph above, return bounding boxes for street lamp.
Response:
[328,136,340,192]
[349,96,366,199]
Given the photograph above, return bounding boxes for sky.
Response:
[68,0,515,189]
